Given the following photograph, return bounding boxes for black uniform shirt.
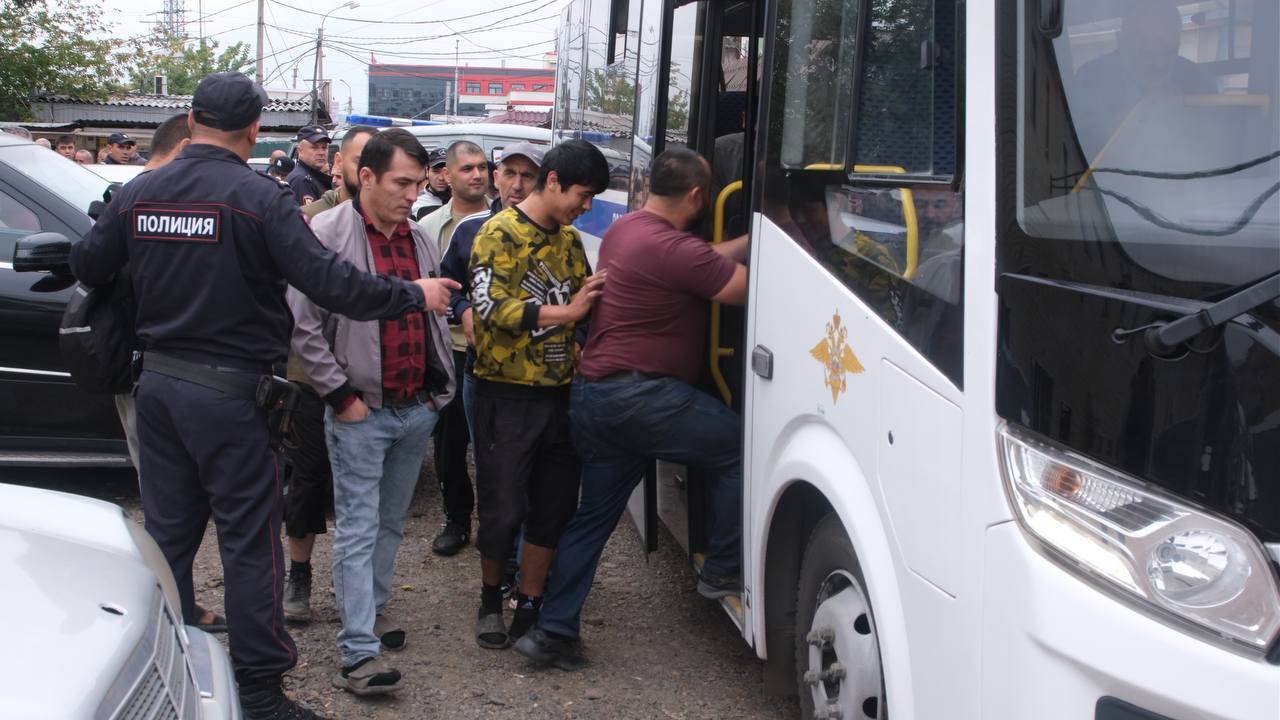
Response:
[69,143,425,371]
[286,160,331,206]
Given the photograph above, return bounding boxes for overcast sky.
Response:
[104,0,565,117]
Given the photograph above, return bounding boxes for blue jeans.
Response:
[325,402,438,666]
[539,375,742,640]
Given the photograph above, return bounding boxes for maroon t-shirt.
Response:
[579,210,738,384]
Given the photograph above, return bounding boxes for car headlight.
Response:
[998,424,1280,654]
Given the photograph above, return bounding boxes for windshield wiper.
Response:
[1140,272,1280,355]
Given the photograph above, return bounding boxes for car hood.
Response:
[0,485,158,716]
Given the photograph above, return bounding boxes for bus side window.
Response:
[762,0,965,387]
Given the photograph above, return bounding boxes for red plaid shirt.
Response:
[359,201,426,401]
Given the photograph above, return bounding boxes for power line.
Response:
[268,0,554,25]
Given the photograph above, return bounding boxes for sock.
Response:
[290,560,311,578]
[509,592,542,639]
[480,583,503,614]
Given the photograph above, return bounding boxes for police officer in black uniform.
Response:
[285,124,332,205]
[68,72,459,720]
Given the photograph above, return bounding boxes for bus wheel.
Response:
[794,514,884,719]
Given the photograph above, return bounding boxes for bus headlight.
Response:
[998,424,1280,654]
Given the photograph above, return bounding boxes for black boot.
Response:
[431,520,471,556]
[283,561,312,623]
[239,678,325,720]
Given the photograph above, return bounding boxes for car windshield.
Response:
[1016,0,1278,292]
[3,142,111,216]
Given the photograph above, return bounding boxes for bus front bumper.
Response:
[982,522,1280,720]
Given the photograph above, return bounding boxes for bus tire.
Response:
[794,513,885,720]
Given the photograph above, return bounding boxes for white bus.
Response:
[552,0,1280,718]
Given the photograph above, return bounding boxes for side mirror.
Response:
[13,232,73,275]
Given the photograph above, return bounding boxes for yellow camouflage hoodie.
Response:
[468,207,589,387]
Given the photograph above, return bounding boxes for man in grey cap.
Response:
[68,71,457,720]
[104,132,146,165]
[287,124,332,205]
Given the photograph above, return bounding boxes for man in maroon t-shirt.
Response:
[515,148,749,670]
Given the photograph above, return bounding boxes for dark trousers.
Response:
[472,384,581,559]
[136,372,298,685]
[538,375,742,640]
[283,384,331,538]
[433,350,473,526]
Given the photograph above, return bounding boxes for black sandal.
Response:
[475,609,509,649]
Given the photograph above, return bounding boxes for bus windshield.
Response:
[1015,0,1278,294]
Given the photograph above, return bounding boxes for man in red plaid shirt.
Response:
[288,129,458,697]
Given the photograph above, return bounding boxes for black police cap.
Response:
[192,72,270,131]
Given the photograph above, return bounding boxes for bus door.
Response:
[637,0,765,627]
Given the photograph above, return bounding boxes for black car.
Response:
[0,133,129,467]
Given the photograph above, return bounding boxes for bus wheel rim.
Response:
[806,570,882,719]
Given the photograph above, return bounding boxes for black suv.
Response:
[0,134,129,467]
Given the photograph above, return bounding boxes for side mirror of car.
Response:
[13,232,73,275]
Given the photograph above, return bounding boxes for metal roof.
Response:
[33,93,318,113]
[30,93,330,130]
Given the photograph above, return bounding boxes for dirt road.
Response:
[11,466,796,719]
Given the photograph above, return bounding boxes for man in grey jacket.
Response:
[288,129,457,697]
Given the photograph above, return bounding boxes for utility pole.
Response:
[453,39,460,117]
[310,29,322,123]
[255,0,265,82]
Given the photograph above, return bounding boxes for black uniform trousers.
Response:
[433,349,474,525]
[283,383,331,538]
[136,372,298,685]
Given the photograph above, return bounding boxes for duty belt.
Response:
[142,352,260,401]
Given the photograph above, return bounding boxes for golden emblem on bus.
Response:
[810,312,864,404]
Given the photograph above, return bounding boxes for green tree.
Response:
[0,0,122,120]
[584,67,635,116]
[124,30,253,96]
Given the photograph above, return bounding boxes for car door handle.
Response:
[751,345,773,380]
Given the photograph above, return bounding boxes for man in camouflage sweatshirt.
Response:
[467,139,609,649]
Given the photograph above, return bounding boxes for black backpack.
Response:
[59,273,137,394]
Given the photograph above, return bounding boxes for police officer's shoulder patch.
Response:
[131,203,221,244]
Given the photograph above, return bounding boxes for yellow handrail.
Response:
[804,163,918,279]
[708,180,743,406]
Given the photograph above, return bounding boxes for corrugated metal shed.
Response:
[30,93,330,131]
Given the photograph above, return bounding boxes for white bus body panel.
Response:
[745,212,973,720]
[983,522,1280,719]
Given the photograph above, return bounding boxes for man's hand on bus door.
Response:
[713,234,749,263]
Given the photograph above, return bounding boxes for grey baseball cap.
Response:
[498,142,544,167]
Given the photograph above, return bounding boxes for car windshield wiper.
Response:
[1141,272,1280,355]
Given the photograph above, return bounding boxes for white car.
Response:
[0,483,239,718]
[83,163,146,185]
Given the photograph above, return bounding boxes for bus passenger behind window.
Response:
[1071,1,1214,154]
[514,148,750,671]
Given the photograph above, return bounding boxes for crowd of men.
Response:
[67,71,748,720]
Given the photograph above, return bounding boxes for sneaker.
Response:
[240,678,326,720]
[332,656,402,696]
[513,627,589,672]
[697,571,743,600]
[431,521,470,556]
[283,566,312,623]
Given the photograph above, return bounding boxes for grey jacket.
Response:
[287,200,455,410]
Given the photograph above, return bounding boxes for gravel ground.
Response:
[6,465,796,720]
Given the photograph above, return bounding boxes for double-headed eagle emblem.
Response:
[809,312,864,403]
